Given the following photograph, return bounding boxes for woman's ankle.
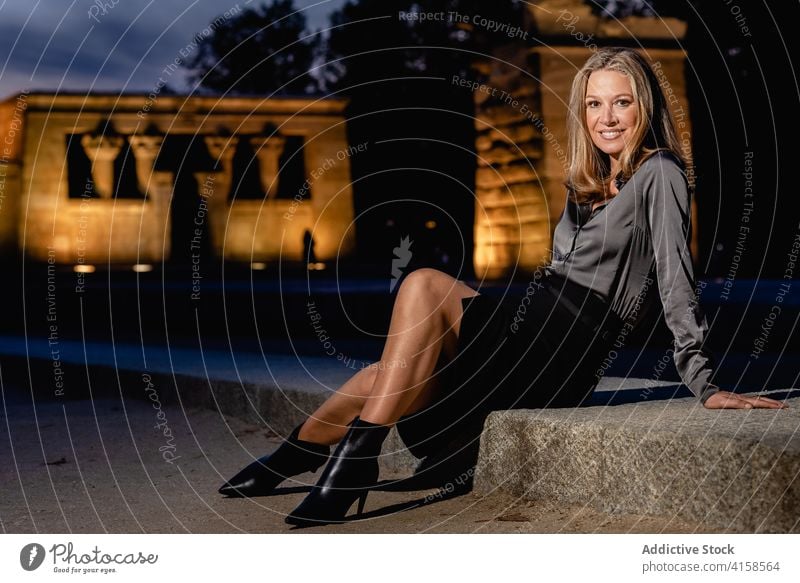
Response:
[296,419,319,443]
[356,419,394,430]
[296,418,346,446]
[357,412,398,428]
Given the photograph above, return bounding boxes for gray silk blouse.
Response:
[545,151,718,403]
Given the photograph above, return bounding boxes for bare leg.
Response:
[297,350,447,445]
[298,354,450,445]
[360,268,478,426]
[297,366,379,445]
[298,268,478,442]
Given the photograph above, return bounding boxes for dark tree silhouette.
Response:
[184,0,318,95]
[184,0,523,98]
[314,0,524,275]
[319,0,524,96]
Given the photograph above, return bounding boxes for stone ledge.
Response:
[474,391,800,533]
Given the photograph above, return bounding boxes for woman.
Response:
[219,47,787,526]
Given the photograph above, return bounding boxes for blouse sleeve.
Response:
[643,154,719,404]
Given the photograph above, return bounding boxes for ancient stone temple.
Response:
[471,0,696,279]
[0,93,354,266]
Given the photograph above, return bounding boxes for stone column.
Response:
[128,134,164,199]
[203,136,238,201]
[249,134,286,198]
[302,126,355,260]
[145,170,174,262]
[472,45,549,280]
[81,134,124,198]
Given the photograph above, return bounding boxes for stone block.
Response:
[476,162,538,189]
[477,183,547,208]
[478,142,543,166]
[474,393,800,532]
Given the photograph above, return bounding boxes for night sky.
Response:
[0,0,346,98]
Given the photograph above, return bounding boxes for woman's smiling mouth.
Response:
[599,129,624,139]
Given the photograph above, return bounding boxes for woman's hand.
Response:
[704,389,788,410]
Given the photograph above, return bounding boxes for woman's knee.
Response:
[396,268,457,311]
[397,267,443,296]
[392,270,455,333]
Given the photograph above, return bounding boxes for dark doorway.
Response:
[157,136,215,265]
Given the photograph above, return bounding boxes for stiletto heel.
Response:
[285,417,390,526]
[219,423,330,497]
[356,491,368,515]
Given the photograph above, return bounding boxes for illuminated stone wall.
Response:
[0,93,27,254]
[473,0,695,279]
[0,93,354,265]
[473,45,550,280]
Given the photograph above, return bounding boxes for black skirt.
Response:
[394,271,624,460]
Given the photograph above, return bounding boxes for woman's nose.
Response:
[599,104,616,125]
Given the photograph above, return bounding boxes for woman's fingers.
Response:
[704,391,788,409]
[704,392,747,409]
[746,396,788,409]
[725,395,754,409]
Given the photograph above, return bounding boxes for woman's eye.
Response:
[586,101,599,108]
[615,99,631,107]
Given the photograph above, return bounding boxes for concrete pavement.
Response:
[1,335,798,532]
[0,387,710,533]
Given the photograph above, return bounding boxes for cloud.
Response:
[0,0,346,98]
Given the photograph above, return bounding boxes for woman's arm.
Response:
[643,154,786,410]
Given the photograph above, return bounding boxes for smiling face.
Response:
[585,69,639,172]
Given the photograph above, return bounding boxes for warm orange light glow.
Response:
[425,220,437,229]
[73,264,96,273]
[132,264,153,273]
[251,262,267,270]
[14,93,355,266]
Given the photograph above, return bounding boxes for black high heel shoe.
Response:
[285,417,390,526]
[218,424,330,497]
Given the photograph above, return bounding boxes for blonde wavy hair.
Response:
[565,47,685,204]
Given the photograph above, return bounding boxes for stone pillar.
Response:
[0,162,21,253]
[302,126,356,260]
[472,45,549,280]
[81,134,124,198]
[147,170,174,261]
[203,136,238,201]
[150,170,174,203]
[533,46,589,228]
[249,134,286,198]
[128,134,164,199]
